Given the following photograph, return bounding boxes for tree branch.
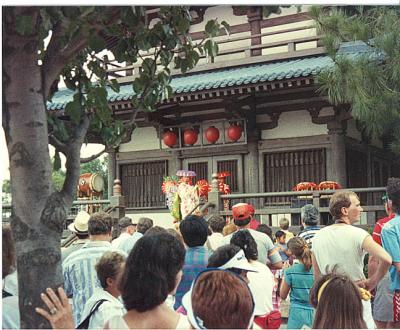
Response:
[42,7,122,101]
[48,134,68,155]
[80,147,106,163]
[61,115,90,205]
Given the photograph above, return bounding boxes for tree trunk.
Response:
[3,32,67,329]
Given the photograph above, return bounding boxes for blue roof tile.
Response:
[47,41,377,110]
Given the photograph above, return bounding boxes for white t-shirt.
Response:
[248,261,275,315]
[207,232,225,252]
[2,295,19,329]
[111,232,131,250]
[107,313,190,329]
[80,288,126,329]
[312,224,369,281]
[223,229,275,265]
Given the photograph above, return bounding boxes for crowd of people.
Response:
[2,177,400,329]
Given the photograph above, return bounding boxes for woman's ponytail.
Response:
[287,237,313,271]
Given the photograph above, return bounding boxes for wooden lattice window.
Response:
[188,162,208,181]
[120,161,167,208]
[217,160,239,192]
[264,149,326,205]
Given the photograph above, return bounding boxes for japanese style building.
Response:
[48,6,400,227]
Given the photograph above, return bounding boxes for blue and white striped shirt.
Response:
[62,241,115,325]
[298,226,321,248]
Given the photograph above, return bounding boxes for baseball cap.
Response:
[68,211,90,234]
[118,217,134,228]
[232,203,252,221]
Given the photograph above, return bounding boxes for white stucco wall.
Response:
[119,126,160,152]
[261,20,317,55]
[125,212,176,229]
[261,110,327,139]
[190,6,248,33]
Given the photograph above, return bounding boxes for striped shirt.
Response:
[298,226,320,248]
[372,214,395,246]
[62,241,114,325]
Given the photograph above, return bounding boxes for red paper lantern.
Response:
[163,131,177,147]
[227,124,243,142]
[183,129,198,145]
[205,126,220,144]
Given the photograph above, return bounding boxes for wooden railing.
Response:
[102,22,320,80]
[206,184,386,231]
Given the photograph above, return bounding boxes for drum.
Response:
[78,173,104,197]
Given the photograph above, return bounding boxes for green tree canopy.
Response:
[310,6,400,152]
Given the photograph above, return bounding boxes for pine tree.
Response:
[310,6,400,152]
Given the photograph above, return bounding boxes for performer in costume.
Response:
[176,170,200,220]
[162,170,200,223]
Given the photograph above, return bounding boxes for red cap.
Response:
[232,203,252,221]
[247,204,255,216]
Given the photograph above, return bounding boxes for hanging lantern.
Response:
[183,128,198,146]
[227,124,243,142]
[205,126,220,144]
[163,130,177,147]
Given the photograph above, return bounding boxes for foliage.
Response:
[40,6,231,167]
[2,179,11,203]
[52,168,66,192]
[310,6,400,152]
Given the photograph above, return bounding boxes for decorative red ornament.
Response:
[227,124,243,142]
[205,126,220,144]
[318,181,342,190]
[293,182,318,191]
[183,129,198,146]
[163,131,177,147]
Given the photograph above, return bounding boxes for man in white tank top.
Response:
[312,190,392,329]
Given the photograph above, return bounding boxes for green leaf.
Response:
[65,98,82,124]
[205,20,219,37]
[221,21,230,35]
[176,16,190,33]
[88,34,106,52]
[16,15,34,36]
[109,79,120,93]
[53,152,61,171]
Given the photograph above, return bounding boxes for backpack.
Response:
[77,299,108,329]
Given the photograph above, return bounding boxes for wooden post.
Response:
[109,179,125,221]
[327,120,347,188]
[207,173,223,215]
[247,7,262,57]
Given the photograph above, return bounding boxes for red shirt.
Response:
[372,213,396,246]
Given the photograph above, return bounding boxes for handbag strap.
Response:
[77,299,108,329]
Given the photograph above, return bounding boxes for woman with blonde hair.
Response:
[279,237,314,329]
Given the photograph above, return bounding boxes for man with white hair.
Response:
[298,204,320,248]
